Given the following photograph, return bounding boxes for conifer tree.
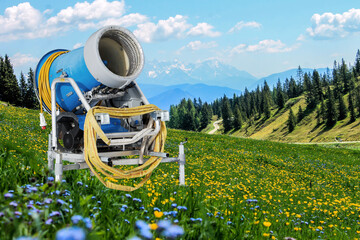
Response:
[0,56,4,100]
[348,92,356,123]
[296,65,303,93]
[304,73,316,108]
[24,68,39,109]
[340,58,350,93]
[200,103,211,130]
[312,70,322,103]
[19,72,27,107]
[263,96,271,119]
[326,87,337,126]
[168,105,179,129]
[184,99,196,131]
[355,49,360,76]
[289,77,297,98]
[297,105,304,123]
[316,106,321,125]
[222,95,233,132]
[233,107,242,130]
[320,100,326,123]
[288,108,296,132]
[356,87,360,117]
[2,55,21,105]
[276,79,285,109]
[337,94,347,120]
[332,61,341,99]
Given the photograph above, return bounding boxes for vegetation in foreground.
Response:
[1,104,360,239]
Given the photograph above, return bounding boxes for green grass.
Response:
[1,104,360,239]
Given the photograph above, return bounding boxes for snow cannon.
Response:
[35,26,186,191]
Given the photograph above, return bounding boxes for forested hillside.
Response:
[168,50,360,142]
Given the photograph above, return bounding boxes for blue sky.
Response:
[0,0,359,78]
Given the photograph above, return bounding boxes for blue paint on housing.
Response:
[35,48,102,112]
[77,115,128,133]
[35,48,129,133]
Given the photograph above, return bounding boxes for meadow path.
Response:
[209,120,222,134]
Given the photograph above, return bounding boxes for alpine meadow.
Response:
[2,1,360,240]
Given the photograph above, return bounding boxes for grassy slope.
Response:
[1,104,360,239]
[232,94,360,143]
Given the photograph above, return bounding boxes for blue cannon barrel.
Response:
[34,26,144,112]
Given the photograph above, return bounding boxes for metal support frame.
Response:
[48,77,186,187]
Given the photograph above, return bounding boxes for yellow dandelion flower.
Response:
[263,221,271,227]
[149,223,158,230]
[154,211,164,218]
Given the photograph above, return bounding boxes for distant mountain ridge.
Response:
[139,83,241,110]
[136,59,334,110]
[137,59,332,92]
[137,59,257,90]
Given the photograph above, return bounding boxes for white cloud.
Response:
[231,39,295,55]
[0,1,221,43]
[0,0,146,41]
[134,16,221,42]
[0,2,42,34]
[99,13,148,28]
[179,40,218,52]
[187,23,221,37]
[228,21,261,33]
[10,53,38,67]
[306,8,360,39]
[73,42,84,49]
[296,34,306,41]
[47,0,125,26]
[134,15,192,42]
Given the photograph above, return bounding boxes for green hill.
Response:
[1,104,360,239]
[231,94,360,143]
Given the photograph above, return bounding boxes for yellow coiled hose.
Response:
[84,105,167,191]
[38,51,69,113]
[38,52,167,191]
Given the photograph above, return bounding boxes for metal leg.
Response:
[179,144,185,186]
[47,134,54,171]
[55,153,63,182]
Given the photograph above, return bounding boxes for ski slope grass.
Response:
[1,104,360,239]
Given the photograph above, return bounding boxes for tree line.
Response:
[168,98,213,131]
[0,55,38,109]
[169,49,360,133]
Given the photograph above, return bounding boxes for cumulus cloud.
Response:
[10,53,38,67]
[0,2,42,34]
[187,23,221,37]
[134,15,192,42]
[73,42,84,49]
[134,16,221,42]
[0,2,48,41]
[0,0,221,43]
[47,0,125,25]
[231,39,295,55]
[228,21,261,33]
[178,41,218,53]
[0,0,146,41]
[306,8,360,39]
[99,13,148,28]
[296,34,306,41]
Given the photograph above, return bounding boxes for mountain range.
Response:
[137,59,257,90]
[137,59,331,110]
[139,83,241,110]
